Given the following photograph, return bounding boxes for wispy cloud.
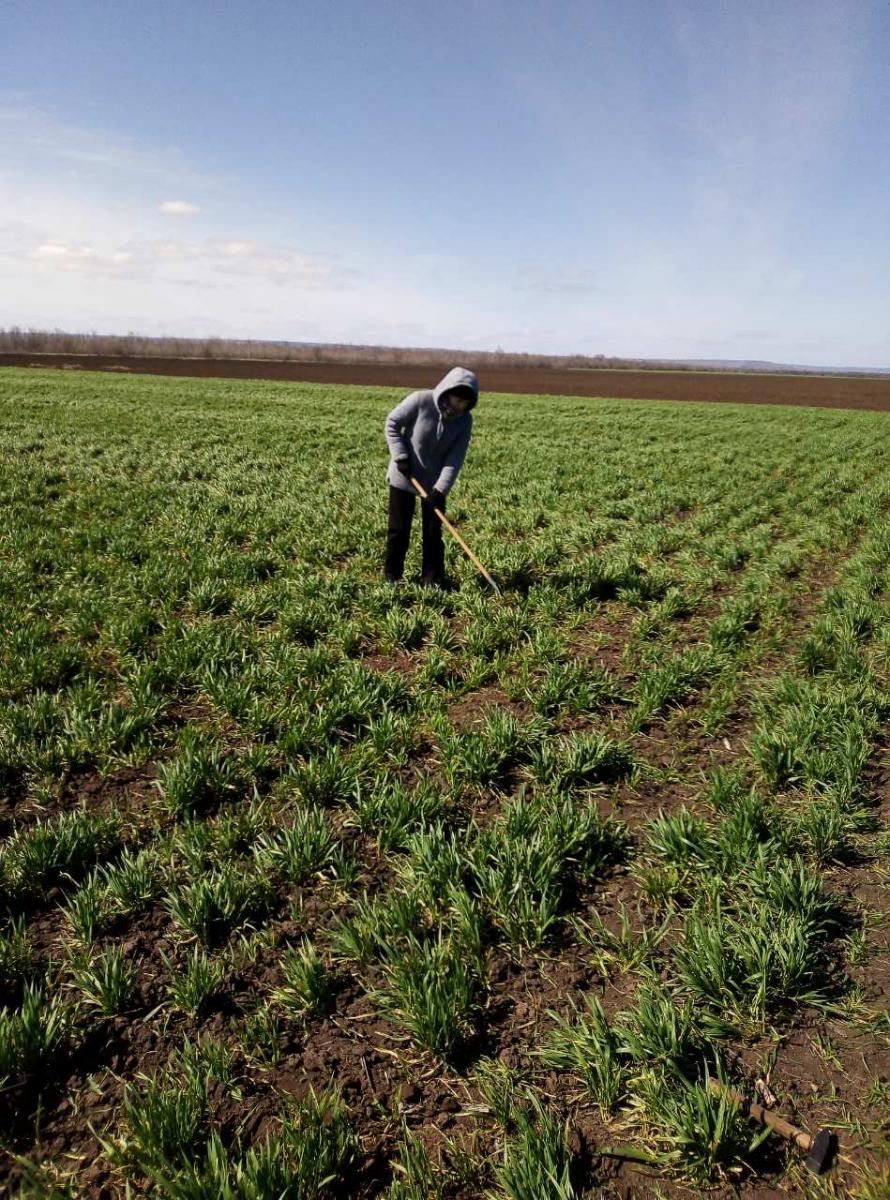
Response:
[0,103,220,191]
[160,200,200,215]
[1,222,356,289]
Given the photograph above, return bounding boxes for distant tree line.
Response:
[0,327,711,372]
[1,327,868,376]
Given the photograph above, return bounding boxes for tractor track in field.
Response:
[4,354,890,412]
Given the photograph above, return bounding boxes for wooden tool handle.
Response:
[707,1078,812,1151]
[409,477,499,591]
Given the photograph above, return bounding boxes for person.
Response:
[383,366,479,586]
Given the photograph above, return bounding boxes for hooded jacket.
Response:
[384,366,479,496]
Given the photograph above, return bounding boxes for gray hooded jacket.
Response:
[384,366,479,496]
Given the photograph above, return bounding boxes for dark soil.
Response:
[5,354,890,412]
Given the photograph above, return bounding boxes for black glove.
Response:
[395,457,411,477]
[425,488,445,511]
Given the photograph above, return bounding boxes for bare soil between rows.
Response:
[4,354,890,411]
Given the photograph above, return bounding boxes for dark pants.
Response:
[385,486,446,583]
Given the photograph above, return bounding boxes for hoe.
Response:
[706,1077,837,1174]
[602,1079,837,1176]
[409,476,499,591]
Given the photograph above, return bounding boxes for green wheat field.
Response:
[1,367,888,1198]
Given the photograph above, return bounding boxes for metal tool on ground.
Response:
[706,1076,837,1174]
[409,476,499,591]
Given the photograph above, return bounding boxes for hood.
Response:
[433,366,479,411]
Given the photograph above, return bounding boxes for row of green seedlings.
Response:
[4,549,627,758]
[0,629,417,797]
[543,428,863,577]
[0,934,290,1095]
[388,1081,581,1200]
[5,477,876,813]
[404,539,813,737]
[564,440,880,585]
[14,1033,595,1200]
[0,710,767,984]
[0,789,359,1089]
[0,632,619,814]
[0,810,137,1082]
[573,465,890,713]
[305,786,630,1061]
[382,559,807,744]
[631,781,845,1033]
[0,622,460,802]
[619,511,878,733]
[746,520,890,867]
[0,716,641,1032]
[0,740,448,928]
[0,563,851,825]
[0,717,549,1076]
[0,622,725,834]
[417,628,873,816]
[5,773,855,1181]
[133,783,628,1062]
[49,1037,358,1200]
[520,532,890,1187]
[523,804,848,1185]
[0,665,422,917]
[61,493,806,672]
[6,480,859,797]
[0,661,610,818]
[146,691,634,824]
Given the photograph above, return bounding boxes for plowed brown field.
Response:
[3,352,890,410]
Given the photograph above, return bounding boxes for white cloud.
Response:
[160,200,200,215]
[29,242,95,267]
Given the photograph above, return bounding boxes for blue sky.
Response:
[2,0,888,365]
